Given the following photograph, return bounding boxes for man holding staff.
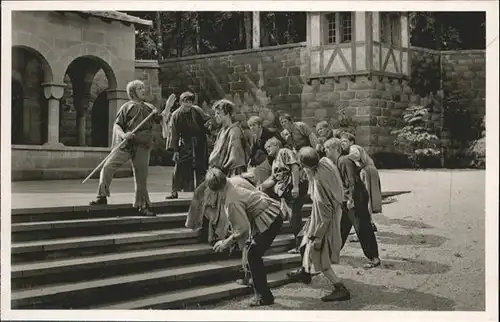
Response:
[89,80,171,217]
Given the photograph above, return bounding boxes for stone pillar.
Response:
[77,109,86,146]
[71,75,94,147]
[41,83,66,146]
[75,91,92,146]
[106,89,129,147]
[252,11,260,49]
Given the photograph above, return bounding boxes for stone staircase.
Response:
[11,200,310,309]
[11,191,407,309]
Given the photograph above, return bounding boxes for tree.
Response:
[391,105,441,169]
[409,12,485,50]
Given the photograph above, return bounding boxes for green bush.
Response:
[468,116,485,169]
[391,105,441,169]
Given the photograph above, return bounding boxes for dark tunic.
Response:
[336,155,379,259]
[249,127,285,167]
[168,104,210,192]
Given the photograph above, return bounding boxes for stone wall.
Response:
[12,11,136,87]
[147,45,485,167]
[11,145,132,181]
[134,60,163,106]
[55,46,483,167]
[441,50,485,118]
[158,43,308,128]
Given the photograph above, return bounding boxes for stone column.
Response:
[106,89,129,147]
[41,82,66,146]
[252,11,260,49]
[75,91,92,146]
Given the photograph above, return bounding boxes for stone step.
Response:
[12,234,295,289]
[93,269,293,310]
[11,199,193,223]
[12,252,301,309]
[12,209,310,242]
[12,212,189,242]
[11,190,409,224]
[12,228,199,263]
[12,216,305,263]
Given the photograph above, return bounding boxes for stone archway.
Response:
[11,46,53,145]
[60,55,117,146]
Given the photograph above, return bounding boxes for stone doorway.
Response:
[11,46,52,145]
[60,56,117,147]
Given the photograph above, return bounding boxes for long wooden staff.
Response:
[191,137,197,189]
[81,94,177,184]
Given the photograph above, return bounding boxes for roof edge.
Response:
[76,11,153,27]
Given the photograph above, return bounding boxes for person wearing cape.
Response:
[185,99,252,242]
[339,132,382,232]
[325,137,382,269]
[286,147,351,302]
[164,91,210,199]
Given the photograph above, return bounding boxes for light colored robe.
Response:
[348,145,382,214]
[209,122,250,173]
[300,157,344,273]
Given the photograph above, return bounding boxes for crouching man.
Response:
[208,167,283,307]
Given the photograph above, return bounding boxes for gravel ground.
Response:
[202,169,487,311]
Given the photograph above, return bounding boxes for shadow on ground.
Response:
[373,214,434,229]
[373,231,448,247]
[340,255,451,275]
[271,278,456,311]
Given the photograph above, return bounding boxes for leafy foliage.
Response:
[391,105,440,168]
[125,11,306,59]
[442,89,481,148]
[127,11,485,59]
[468,116,485,169]
[409,12,485,50]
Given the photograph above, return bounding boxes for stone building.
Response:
[160,11,413,152]
[11,11,152,180]
[11,11,485,179]
[159,12,485,165]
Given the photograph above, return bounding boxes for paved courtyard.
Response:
[9,167,488,311]
[198,169,486,311]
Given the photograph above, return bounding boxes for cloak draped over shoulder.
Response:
[209,122,249,172]
[300,157,344,273]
